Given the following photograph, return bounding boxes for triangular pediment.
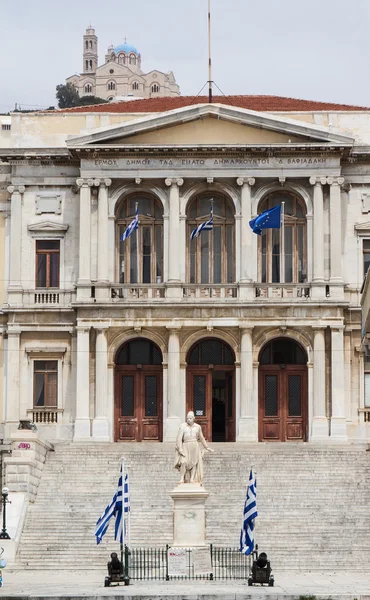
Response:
[67,103,354,148]
[28,221,69,233]
[355,221,370,232]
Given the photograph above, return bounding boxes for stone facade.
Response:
[1,100,370,444]
[66,27,180,101]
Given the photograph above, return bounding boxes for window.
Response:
[89,40,93,48]
[107,80,116,91]
[187,193,235,284]
[258,192,307,284]
[1,124,11,131]
[116,195,163,284]
[363,240,370,277]
[84,84,92,93]
[89,60,92,69]
[36,240,60,288]
[119,53,126,64]
[129,54,136,65]
[85,40,88,49]
[34,361,58,407]
[85,60,88,71]
[132,82,139,90]
[151,83,160,93]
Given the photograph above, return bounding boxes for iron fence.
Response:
[125,545,252,581]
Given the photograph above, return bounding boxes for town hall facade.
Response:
[1,98,370,445]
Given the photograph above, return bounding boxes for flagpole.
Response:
[135,202,139,283]
[208,0,213,103]
[280,202,285,284]
[127,468,131,550]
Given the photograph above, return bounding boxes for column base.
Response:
[311,417,329,441]
[311,283,326,299]
[164,416,182,442]
[92,417,110,441]
[329,283,344,300]
[330,417,348,441]
[73,419,91,441]
[237,416,258,442]
[76,283,93,301]
[238,283,254,301]
[166,283,182,299]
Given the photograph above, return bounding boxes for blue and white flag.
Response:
[240,469,258,556]
[190,205,213,240]
[95,464,129,545]
[249,205,281,236]
[120,206,139,241]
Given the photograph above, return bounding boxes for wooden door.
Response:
[225,371,235,442]
[259,366,307,442]
[115,366,162,442]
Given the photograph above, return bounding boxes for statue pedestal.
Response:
[170,483,209,547]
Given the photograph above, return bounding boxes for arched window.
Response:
[129,54,136,65]
[257,192,307,284]
[85,40,88,50]
[89,40,93,48]
[116,194,163,284]
[132,82,139,90]
[107,80,116,91]
[85,60,88,71]
[187,192,235,284]
[84,84,92,94]
[151,83,160,93]
[89,60,92,69]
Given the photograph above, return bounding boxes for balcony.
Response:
[254,284,311,300]
[111,284,166,301]
[182,284,238,300]
[27,407,64,424]
[21,289,76,307]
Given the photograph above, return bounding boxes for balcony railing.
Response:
[182,285,238,299]
[254,284,311,300]
[358,408,370,423]
[27,407,63,424]
[21,289,76,306]
[111,284,166,301]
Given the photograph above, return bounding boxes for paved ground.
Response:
[0,570,370,599]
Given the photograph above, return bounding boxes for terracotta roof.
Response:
[59,95,370,114]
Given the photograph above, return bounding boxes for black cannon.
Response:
[248,550,274,587]
[104,552,126,587]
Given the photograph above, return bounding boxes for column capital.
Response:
[237,177,255,187]
[312,325,326,332]
[309,176,326,186]
[7,185,25,194]
[165,177,184,187]
[96,178,112,188]
[166,324,182,333]
[239,325,254,334]
[76,178,94,188]
[330,324,345,331]
[76,325,91,333]
[95,324,109,332]
[327,176,345,187]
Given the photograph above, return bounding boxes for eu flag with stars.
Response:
[249,205,281,236]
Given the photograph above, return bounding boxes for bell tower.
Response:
[83,26,98,74]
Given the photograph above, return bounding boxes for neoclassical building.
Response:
[1,95,370,444]
[66,26,180,101]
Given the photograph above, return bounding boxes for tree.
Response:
[56,83,108,109]
[56,83,80,109]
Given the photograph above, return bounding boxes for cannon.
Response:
[104,552,128,587]
[248,550,274,587]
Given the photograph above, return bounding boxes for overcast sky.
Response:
[1,0,370,112]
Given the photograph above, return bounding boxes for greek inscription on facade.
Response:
[94,159,118,166]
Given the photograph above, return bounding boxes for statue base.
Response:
[169,483,209,547]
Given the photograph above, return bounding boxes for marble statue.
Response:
[174,411,214,485]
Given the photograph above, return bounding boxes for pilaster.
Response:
[309,177,325,299]
[165,178,183,298]
[97,179,112,284]
[237,327,256,441]
[76,178,94,300]
[74,326,91,440]
[311,327,329,440]
[164,326,182,441]
[330,325,348,441]
[7,185,25,303]
[328,177,345,299]
[5,328,21,435]
[237,178,255,300]
[92,327,110,441]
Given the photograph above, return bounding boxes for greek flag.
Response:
[120,206,139,241]
[95,464,129,545]
[190,205,213,240]
[240,469,258,556]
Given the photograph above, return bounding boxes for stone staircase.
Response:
[16,442,370,571]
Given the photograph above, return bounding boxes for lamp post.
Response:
[0,487,11,540]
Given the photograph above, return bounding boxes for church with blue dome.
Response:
[66,26,180,101]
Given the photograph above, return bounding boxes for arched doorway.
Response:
[186,338,235,442]
[114,338,163,442]
[258,338,308,442]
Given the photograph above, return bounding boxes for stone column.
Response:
[237,178,255,299]
[164,327,182,441]
[238,327,256,440]
[7,186,25,294]
[76,178,93,287]
[97,179,112,283]
[74,326,91,440]
[5,329,21,431]
[165,178,183,296]
[309,177,325,284]
[311,327,329,439]
[92,327,110,441]
[330,326,348,440]
[328,177,345,284]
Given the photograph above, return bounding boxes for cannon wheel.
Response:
[269,577,274,587]
[248,578,253,586]
[104,577,111,587]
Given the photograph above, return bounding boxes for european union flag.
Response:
[249,205,281,236]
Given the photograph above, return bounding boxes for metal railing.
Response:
[125,545,251,581]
